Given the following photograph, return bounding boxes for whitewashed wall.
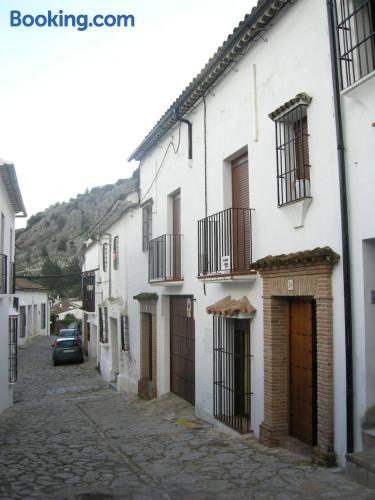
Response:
[0,174,18,414]
[82,241,100,361]
[17,289,50,346]
[341,73,375,450]
[133,0,348,463]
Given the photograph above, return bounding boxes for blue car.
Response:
[53,337,84,365]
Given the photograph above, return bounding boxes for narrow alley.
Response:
[0,336,373,499]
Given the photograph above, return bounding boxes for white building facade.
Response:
[0,160,26,414]
[330,0,375,456]
[16,278,50,346]
[83,0,374,467]
[81,189,141,387]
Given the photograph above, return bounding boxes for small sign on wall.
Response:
[371,291,375,304]
[288,279,294,291]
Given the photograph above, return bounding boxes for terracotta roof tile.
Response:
[207,295,256,317]
[252,247,340,271]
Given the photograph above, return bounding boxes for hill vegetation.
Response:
[15,169,139,296]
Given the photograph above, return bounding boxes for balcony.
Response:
[198,208,256,282]
[82,273,95,312]
[148,234,183,285]
[0,254,8,294]
[9,262,15,294]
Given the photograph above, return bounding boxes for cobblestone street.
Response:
[0,336,373,499]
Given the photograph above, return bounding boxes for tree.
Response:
[40,258,63,296]
[57,237,67,252]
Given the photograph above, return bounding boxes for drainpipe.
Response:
[175,109,193,160]
[104,233,112,300]
[326,0,354,454]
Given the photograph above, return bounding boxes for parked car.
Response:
[52,328,81,347]
[53,338,84,366]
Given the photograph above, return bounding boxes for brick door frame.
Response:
[255,250,339,466]
[134,293,158,400]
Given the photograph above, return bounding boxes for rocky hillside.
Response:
[16,169,139,274]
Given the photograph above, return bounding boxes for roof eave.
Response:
[0,161,27,217]
[128,0,290,162]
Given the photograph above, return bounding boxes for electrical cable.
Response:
[16,273,82,279]
[140,122,182,204]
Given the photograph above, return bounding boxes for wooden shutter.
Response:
[173,192,181,235]
[232,154,249,209]
[231,154,250,272]
[142,204,152,251]
[294,116,310,180]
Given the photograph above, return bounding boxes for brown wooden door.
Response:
[170,296,195,405]
[172,192,181,278]
[231,154,250,272]
[289,301,316,445]
[147,314,153,381]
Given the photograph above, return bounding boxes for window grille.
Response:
[336,0,375,88]
[8,317,17,383]
[82,273,95,312]
[9,261,15,294]
[19,306,26,338]
[0,254,8,294]
[121,315,130,351]
[213,316,252,433]
[275,105,311,206]
[41,303,46,329]
[142,203,152,251]
[113,236,119,270]
[99,307,108,343]
[102,243,109,272]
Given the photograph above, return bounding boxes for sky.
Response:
[0,0,257,227]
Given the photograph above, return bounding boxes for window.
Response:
[99,307,108,343]
[41,303,46,329]
[0,253,7,294]
[142,203,152,251]
[113,236,119,270]
[213,317,251,433]
[19,307,26,338]
[336,0,375,88]
[120,315,130,351]
[270,96,312,206]
[82,273,95,312]
[102,243,108,272]
[8,317,17,383]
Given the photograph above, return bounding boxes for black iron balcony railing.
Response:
[8,317,18,383]
[148,234,183,282]
[0,254,8,294]
[82,274,95,312]
[9,262,16,294]
[198,208,254,277]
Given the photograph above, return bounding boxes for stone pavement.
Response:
[0,336,373,500]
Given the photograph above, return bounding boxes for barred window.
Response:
[274,105,311,206]
[113,236,119,270]
[99,307,108,343]
[213,317,251,434]
[336,0,375,88]
[102,243,109,272]
[120,315,130,351]
[41,303,46,329]
[9,317,17,383]
[0,254,7,294]
[142,203,152,252]
[19,306,26,338]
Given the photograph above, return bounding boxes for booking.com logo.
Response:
[10,10,135,31]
